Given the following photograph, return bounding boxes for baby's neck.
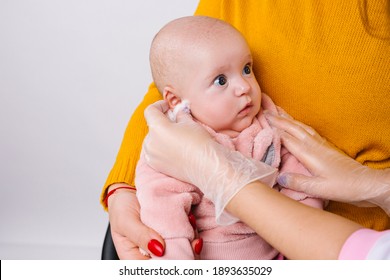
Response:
[215,117,257,138]
[218,129,241,138]
[193,114,258,139]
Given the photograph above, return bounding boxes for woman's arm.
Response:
[226,180,362,259]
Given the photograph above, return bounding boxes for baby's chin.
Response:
[218,118,256,138]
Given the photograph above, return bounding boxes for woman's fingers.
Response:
[108,189,165,259]
[281,131,330,175]
[144,100,170,127]
[265,111,319,140]
[175,106,195,123]
[111,232,149,260]
[265,113,328,176]
[277,172,329,198]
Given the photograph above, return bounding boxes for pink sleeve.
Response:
[338,228,390,260]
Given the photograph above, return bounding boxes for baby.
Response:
[135,16,324,260]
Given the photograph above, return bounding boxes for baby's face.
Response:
[177,31,261,137]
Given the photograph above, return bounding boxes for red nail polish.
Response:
[188,213,197,229]
[148,239,164,257]
[194,238,203,255]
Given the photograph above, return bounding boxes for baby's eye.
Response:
[243,64,252,75]
[213,75,227,86]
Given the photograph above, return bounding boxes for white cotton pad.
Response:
[168,100,191,122]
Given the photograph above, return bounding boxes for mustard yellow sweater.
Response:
[101,0,390,230]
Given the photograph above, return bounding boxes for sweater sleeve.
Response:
[339,229,390,260]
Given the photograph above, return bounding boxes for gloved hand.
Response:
[265,111,390,215]
[144,100,278,224]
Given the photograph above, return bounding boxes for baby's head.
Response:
[150,16,262,137]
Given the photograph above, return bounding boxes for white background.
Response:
[2,260,388,280]
[0,0,198,259]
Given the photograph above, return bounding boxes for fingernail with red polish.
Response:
[188,212,197,229]
[194,238,203,255]
[148,239,164,257]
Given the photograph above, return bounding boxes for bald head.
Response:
[149,16,245,94]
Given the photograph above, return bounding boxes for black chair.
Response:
[101,224,119,260]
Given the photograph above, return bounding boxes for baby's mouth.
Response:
[238,104,253,115]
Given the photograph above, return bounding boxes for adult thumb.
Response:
[175,108,194,124]
[144,100,170,127]
[277,173,327,198]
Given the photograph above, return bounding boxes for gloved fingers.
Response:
[265,111,319,139]
[277,130,329,177]
[143,100,214,184]
[175,106,194,123]
[277,172,329,198]
[275,106,293,119]
[278,169,383,205]
[265,108,390,211]
[175,106,215,142]
[266,112,346,175]
[277,171,359,203]
[266,112,347,158]
[144,100,171,128]
[143,100,177,171]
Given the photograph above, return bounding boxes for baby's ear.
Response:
[163,86,181,110]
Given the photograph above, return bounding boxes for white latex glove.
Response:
[265,111,390,215]
[143,100,278,225]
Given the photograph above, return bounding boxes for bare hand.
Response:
[107,184,165,259]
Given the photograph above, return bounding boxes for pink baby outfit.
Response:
[135,93,323,260]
